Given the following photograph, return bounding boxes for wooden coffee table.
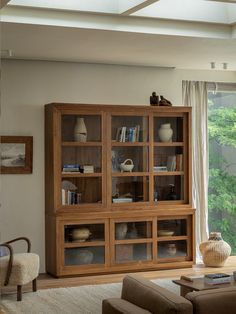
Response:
[173,275,236,297]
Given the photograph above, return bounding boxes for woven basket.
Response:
[199,232,231,267]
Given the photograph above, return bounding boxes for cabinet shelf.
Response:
[154,142,184,147]
[157,236,188,242]
[114,238,152,245]
[64,241,105,248]
[112,142,149,147]
[154,171,184,176]
[62,141,102,147]
[61,173,102,178]
[112,172,149,177]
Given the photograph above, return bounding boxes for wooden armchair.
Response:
[0,237,39,301]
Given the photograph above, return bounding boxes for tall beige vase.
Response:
[74,117,87,142]
[199,232,231,267]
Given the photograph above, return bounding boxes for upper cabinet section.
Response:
[45,104,192,213]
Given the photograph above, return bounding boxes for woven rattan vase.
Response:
[199,232,231,267]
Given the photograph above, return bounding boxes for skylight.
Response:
[7,0,236,24]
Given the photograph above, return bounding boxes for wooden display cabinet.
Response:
[45,104,195,277]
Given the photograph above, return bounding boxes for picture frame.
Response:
[0,136,33,174]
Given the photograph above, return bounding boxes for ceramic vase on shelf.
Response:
[199,232,231,267]
[74,117,87,142]
[115,223,128,240]
[158,123,173,142]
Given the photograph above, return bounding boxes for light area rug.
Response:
[1,278,180,314]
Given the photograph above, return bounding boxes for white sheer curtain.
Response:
[182,81,209,261]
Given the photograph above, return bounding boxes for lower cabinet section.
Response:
[47,212,195,277]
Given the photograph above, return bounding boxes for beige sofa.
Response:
[102,274,236,314]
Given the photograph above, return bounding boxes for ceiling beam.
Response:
[207,0,236,3]
[120,0,160,16]
[0,0,11,9]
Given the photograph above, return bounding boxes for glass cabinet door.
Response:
[153,115,188,204]
[157,218,190,261]
[111,115,149,205]
[60,114,103,206]
[112,220,153,264]
[64,222,106,267]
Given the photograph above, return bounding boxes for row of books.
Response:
[62,164,94,173]
[166,154,183,171]
[61,189,81,205]
[116,125,140,142]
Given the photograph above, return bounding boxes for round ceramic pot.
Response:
[167,243,177,256]
[76,249,93,264]
[158,123,173,142]
[71,228,91,242]
[199,232,231,267]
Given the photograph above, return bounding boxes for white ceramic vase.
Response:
[158,123,173,142]
[74,117,87,142]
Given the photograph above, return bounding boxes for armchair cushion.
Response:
[121,275,192,314]
[186,286,236,314]
[103,298,152,314]
[0,253,39,285]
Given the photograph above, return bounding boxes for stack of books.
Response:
[204,273,231,285]
[83,165,94,173]
[62,164,80,172]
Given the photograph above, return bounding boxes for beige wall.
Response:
[1,59,235,272]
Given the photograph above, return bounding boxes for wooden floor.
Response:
[2,256,236,296]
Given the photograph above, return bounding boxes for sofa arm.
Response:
[186,286,236,314]
[121,275,193,314]
[102,298,151,314]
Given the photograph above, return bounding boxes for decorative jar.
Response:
[158,123,173,142]
[199,232,231,267]
[115,223,128,240]
[71,227,91,242]
[74,117,87,142]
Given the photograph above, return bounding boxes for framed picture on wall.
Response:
[0,136,33,174]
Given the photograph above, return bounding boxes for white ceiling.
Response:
[1,0,236,71]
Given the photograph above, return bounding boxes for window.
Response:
[208,90,236,254]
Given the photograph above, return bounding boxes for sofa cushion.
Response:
[121,275,193,314]
[102,298,152,314]
[186,286,236,314]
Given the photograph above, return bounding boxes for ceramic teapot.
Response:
[120,159,134,172]
[71,227,91,242]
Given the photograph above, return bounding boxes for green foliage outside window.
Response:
[208,104,236,254]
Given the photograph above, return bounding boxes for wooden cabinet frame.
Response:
[45,104,195,277]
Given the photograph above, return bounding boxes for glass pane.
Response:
[61,177,102,205]
[115,243,152,263]
[64,224,105,242]
[112,176,149,203]
[61,115,101,142]
[157,219,187,237]
[157,240,187,259]
[154,176,183,201]
[65,247,105,265]
[111,116,148,142]
[115,221,152,240]
[208,91,236,255]
[112,147,148,173]
[154,117,183,142]
[154,147,183,172]
[62,147,102,173]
